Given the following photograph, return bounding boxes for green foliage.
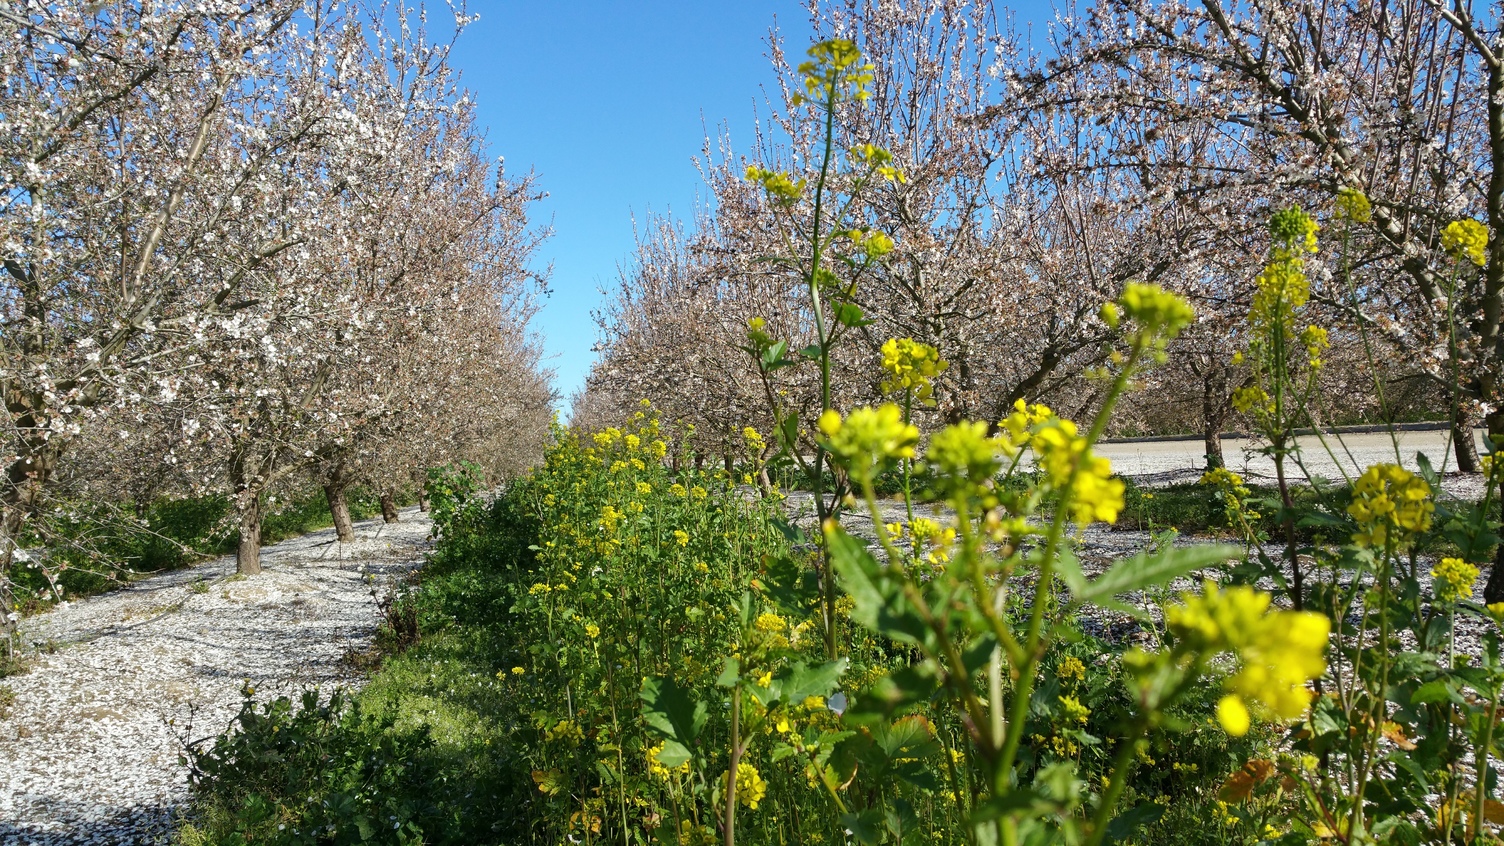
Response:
[182,689,443,845]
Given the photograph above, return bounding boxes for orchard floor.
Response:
[1096,427,1489,497]
[0,508,431,846]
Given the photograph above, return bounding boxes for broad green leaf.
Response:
[773,659,848,706]
[1105,802,1166,841]
[846,665,939,724]
[761,340,790,370]
[1072,544,1241,608]
[717,657,741,688]
[798,343,822,360]
[840,811,884,846]
[827,527,929,645]
[640,676,707,754]
[1410,679,1457,705]
[756,553,821,615]
[834,302,868,327]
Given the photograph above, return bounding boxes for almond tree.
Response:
[0,0,341,641]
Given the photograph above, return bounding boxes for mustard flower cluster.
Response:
[1441,218,1488,267]
[908,517,957,564]
[1250,248,1311,330]
[1164,581,1330,736]
[795,38,874,105]
[849,143,903,184]
[818,404,919,482]
[1270,205,1320,253]
[1200,466,1259,523]
[743,426,766,453]
[1032,418,1125,525]
[879,337,947,403]
[1347,463,1434,549]
[1431,557,1479,604]
[1113,282,1196,355]
[745,166,805,206]
[1301,325,1329,371]
[1000,399,1053,450]
[924,420,1006,496]
[545,719,586,745]
[1057,655,1086,684]
[1335,187,1372,224]
[727,762,768,810]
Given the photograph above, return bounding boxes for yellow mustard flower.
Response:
[743,426,766,452]
[1336,187,1371,223]
[1442,218,1488,266]
[1165,581,1329,736]
[1000,399,1053,450]
[1031,418,1124,525]
[926,421,1008,496]
[673,530,690,547]
[1348,463,1434,549]
[1270,205,1319,253]
[819,404,919,481]
[1059,695,1090,726]
[1117,282,1196,347]
[1431,557,1479,603]
[753,612,787,633]
[727,762,768,810]
[879,338,948,403]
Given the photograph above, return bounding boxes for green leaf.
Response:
[1105,802,1166,841]
[1072,544,1240,608]
[840,811,884,846]
[761,340,790,370]
[772,659,847,706]
[1410,679,1458,705]
[798,344,822,360]
[1416,451,1439,488]
[847,665,939,724]
[640,676,707,755]
[834,302,869,327]
[717,657,741,688]
[756,554,821,615]
[828,527,929,645]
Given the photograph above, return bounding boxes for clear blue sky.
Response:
[447,2,1054,409]
[448,2,814,407]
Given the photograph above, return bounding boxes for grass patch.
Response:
[179,487,542,845]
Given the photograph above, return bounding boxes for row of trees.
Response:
[0,1,553,643]
[579,0,1474,481]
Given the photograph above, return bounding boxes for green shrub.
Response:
[182,688,444,845]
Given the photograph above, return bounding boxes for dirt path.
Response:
[1096,428,1488,497]
[0,508,432,846]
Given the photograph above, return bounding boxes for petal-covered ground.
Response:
[0,509,431,846]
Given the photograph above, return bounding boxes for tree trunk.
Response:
[1203,368,1229,471]
[1205,427,1225,471]
[380,492,400,524]
[1452,397,1481,474]
[324,482,355,542]
[417,488,430,512]
[724,453,735,474]
[237,493,263,576]
[1483,407,1504,602]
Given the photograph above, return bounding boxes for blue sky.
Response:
[448,2,814,407]
[448,1,1055,409]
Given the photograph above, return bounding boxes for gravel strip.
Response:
[0,508,432,846]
